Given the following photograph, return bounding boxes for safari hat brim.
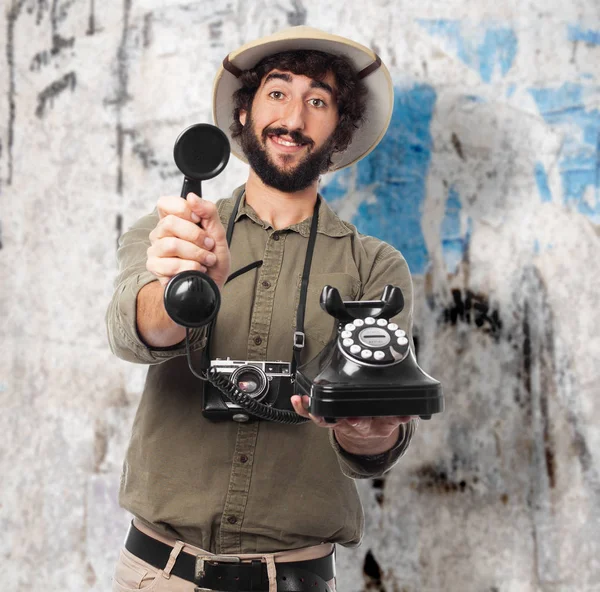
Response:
[212,26,394,171]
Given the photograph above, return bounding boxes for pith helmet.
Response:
[212,26,394,171]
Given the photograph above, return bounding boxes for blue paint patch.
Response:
[568,24,600,46]
[529,83,600,222]
[322,85,437,275]
[441,187,462,237]
[418,20,518,83]
[440,188,471,274]
[534,162,552,203]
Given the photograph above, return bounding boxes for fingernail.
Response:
[205,253,216,265]
[191,212,201,223]
[204,237,214,249]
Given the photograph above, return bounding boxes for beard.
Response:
[239,113,336,193]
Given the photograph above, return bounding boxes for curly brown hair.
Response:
[230,50,368,155]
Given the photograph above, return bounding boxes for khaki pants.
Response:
[112,520,337,592]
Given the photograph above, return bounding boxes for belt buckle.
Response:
[195,554,242,580]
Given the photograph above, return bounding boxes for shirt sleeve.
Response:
[105,209,208,364]
[329,419,418,479]
[328,241,418,477]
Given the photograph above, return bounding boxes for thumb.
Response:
[186,193,225,240]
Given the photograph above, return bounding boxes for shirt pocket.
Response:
[293,272,361,347]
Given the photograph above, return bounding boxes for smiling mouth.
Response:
[271,136,303,147]
[266,132,312,151]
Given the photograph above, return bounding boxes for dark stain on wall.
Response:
[142,12,153,47]
[130,133,159,169]
[104,0,133,194]
[123,129,176,179]
[116,124,125,195]
[85,562,97,587]
[372,477,386,506]
[520,282,557,490]
[93,420,108,473]
[35,71,77,117]
[521,306,532,399]
[413,464,471,494]
[451,132,465,160]
[570,40,578,64]
[52,0,78,27]
[87,0,96,35]
[31,0,77,56]
[287,0,307,26]
[116,214,123,250]
[117,0,133,195]
[209,19,223,45]
[30,34,75,71]
[442,289,502,339]
[363,550,386,591]
[412,453,480,495]
[5,1,27,186]
[572,427,594,474]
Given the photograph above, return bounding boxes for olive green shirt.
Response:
[106,185,417,554]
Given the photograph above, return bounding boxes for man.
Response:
[107,26,418,592]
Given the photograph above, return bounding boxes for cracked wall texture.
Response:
[1,1,599,591]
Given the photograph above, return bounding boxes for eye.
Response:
[309,98,326,108]
[269,91,285,100]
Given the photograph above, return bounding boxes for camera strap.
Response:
[292,197,320,376]
[205,190,320,376]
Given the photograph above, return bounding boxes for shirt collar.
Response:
[230,184,352,238]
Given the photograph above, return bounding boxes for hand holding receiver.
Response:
[147,194,230,288]
[159,123,231,328]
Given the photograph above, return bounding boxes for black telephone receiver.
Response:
[163,124,230,328]
[294,285,444,422]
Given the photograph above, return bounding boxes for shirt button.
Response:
[261,280,271,289]
[227,516,238,524]
[254,336,262,345]
[240,455,248,463]
[272,234,280,241]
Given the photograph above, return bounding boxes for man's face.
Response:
[239,69,339,192]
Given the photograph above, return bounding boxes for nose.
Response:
[279,98,305,131]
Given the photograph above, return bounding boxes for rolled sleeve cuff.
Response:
[329,418,418,479]
[107,269,208,365]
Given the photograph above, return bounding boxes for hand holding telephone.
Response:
[294,285,444,422]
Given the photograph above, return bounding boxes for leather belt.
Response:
[124,523,335,591]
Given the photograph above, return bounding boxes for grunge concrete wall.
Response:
[1,1,599,591]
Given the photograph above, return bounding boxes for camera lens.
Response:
[231,366,268,402]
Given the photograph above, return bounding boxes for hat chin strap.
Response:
[358,54,382,79]
[223,56,243,77]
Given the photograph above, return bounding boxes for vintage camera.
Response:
[202,358,296,422]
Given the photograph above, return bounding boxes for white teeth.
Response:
[272,136,300,147]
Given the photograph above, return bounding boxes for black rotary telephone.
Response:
[295,285,443,422]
